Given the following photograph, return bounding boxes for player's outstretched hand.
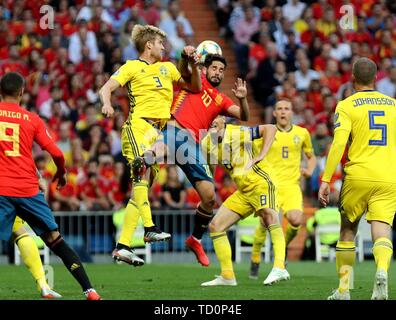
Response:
[318,182,330,207]
[182,46,199,65]
[232,78,247,99]
[102,104,115,118]
[245,156,262,170]
[53,170,67,190]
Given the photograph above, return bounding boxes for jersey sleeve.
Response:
[302,128,314,154]
[111,61,135,86]
[220,94,235,113]
[333,101,351,133]
[167,62,182,83]
[34,116,55,149]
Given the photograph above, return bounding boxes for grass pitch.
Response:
[0,261,393,300]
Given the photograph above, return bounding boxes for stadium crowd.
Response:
[0,0,395,212]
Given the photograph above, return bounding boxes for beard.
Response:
[206,75,221,87]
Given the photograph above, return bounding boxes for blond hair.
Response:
[131,24,167,53]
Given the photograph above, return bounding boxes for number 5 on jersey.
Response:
[0,121,21,156]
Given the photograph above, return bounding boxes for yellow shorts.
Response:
[223,181,277,219]
[339,179,396,225]
[12,216,24,233]
[277,184,303,214]
[121,117,164,177]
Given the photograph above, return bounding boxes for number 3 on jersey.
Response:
[368,110,387,146]
[0,121,21,156]
[153,76,163,88]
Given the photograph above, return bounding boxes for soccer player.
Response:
[319,57,396,300]
[99,24,201,266]
[249,99,316,280]
[0,72,101,300]
[12,176,61,299]
[200,116,289,286]
[115,53,250,267]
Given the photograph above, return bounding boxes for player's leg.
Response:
[327,180,363,300]
[283,185,304,247]
[112,198,145,266]
[122,119,170,242]
[249,220,267,279]
[12,217,61,298]
[367,182,396,300]
[17,193,101,300]
[201,202,242,286]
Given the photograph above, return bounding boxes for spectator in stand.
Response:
[78,159,111,211]
[120,19,139,62]
[161,165,187,210]
[102,0,131,33]
[316,6,336,37]
[293,6,313,35]
[282,0,306,24]
[39,86,70,120]
[139,0,162,26]
[291,95,306,126]
[215,0,232,37]
[294,58,320,91]
[320,59,343,94]
[329,33,352,62]
[159,0,194,45]
[68,19,99,64]
[57,121,73,154]
[108,161,129,210]
[377,66,396,98]
[64,138,89,181]
[233,6,260,77]
[273,18,300,60]
[228,0,261,35]
[365,3,386,35]
[0,45,29,76]
[311,122,332,157]
[50,173,81,211]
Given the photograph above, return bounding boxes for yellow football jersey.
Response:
[255,125,313,186]
[202,124,275,193]
[111,59,181,119]
[332,90,396,183]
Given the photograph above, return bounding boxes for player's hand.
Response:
[102,104,115,118]
[53,170,67,190]
[232,78,247,99]
[301,168,312,178]
[182,46,199,65]
[245,156,262,170]
[318,182,330,207]
[38,178,48,194]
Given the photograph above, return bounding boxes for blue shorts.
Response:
[162,125,213,186]
[0,192,58,240]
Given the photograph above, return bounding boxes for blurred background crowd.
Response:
[0,0,395,212]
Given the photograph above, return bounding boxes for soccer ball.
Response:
[196,40,222,64]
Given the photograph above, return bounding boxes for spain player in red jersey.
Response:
[115,54,250,266]
[0,72,100,300]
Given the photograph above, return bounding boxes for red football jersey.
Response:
[171,75,234,142]
[0,102,54,197]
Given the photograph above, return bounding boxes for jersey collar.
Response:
[276,124,293,132]
[138,58,150,65]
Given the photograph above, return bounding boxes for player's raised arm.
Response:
[177,45,202,93]
[225,78,250,121]
[98,77,121,118]
[246,124,277,169]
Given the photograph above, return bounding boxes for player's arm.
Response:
[35,118,67,189]
[223,78,250,121]
[319,103,351,206]
[98,78,120,118]
[301,130,317,178]
[246,124,277,169]
[177,46,202,93]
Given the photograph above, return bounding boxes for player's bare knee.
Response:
[201,192,216,210]
[287,212,303,227]
[208,219,222,233]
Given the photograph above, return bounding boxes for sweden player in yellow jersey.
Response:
[319,57,396,300]
[249,100,316,279]
[99,24,201,266]
[200,117,290,286]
